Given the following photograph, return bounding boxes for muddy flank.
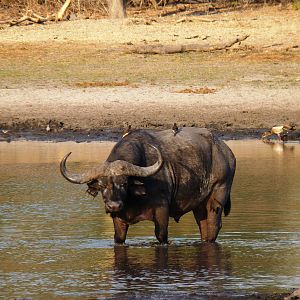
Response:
[0,6,300,140]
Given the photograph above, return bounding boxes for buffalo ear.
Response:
[130,180,146,196]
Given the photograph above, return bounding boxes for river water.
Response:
[0,140,299,299]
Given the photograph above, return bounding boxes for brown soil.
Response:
[0,5,300,141]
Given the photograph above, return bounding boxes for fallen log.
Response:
[9,13,54,26]
[7,0,72,27]
[9,15,31,26]
[9,14,54,26]
[127,35,249,54]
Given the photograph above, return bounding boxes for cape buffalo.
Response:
[60,127,236,244]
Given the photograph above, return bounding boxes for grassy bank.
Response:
[1,43,300,89]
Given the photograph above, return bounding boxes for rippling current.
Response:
[0,140,299,299]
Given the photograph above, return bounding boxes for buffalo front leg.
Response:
[154,207,169,244]
[193,201,208,242]
[113,217,129,244]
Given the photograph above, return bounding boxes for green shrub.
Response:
[292,0,300,9]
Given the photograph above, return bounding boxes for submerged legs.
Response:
[113,217,129,244]
[193,201,209,241]
[154,207,169,244]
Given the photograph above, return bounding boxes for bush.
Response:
[292,0,300,9]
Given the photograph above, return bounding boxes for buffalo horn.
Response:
[60,144,163,184]
[60,152,108,184]
[110,144,163,177]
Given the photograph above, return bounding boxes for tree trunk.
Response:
[56,0,72,21]
[109,0,126,18]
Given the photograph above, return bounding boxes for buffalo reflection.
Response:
[113,243,232,293]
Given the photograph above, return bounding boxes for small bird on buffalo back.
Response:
[172,123,179,136]
[46,120,52,133]
[122,124,132,138]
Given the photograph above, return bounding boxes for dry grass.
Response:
[1,41,299,89]
[75,81,132,88]
[176,87,217,94]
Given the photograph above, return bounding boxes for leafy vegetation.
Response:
[292,0,300,9]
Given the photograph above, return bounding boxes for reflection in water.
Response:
[113,243,232,297]
[262,139,295,154]
[0,140,299,298]
[0,140,115,165]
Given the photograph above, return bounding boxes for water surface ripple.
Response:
[0,140,299,299]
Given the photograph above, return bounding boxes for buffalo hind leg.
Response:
[193,201,208,242]
[113,217,129,244]
[194,187,228,242]
[154,207,169,244]
[206,186,229,242]
[205,195,223,242]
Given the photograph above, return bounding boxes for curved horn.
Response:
[60,152,107,184]
[60,144,163,183]
[109,144,164,177]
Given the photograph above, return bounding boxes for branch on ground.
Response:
[126,35,250,54]
[6,0,72,26]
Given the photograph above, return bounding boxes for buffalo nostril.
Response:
[106,203,115,211]
[106,202,122,212]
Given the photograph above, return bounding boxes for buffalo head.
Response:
[60,144,163,213]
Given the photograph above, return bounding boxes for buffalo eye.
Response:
[118,182,127,189]
[113,176,128,190]
[130,181,146,196]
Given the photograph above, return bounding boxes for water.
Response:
[0,140,299,299]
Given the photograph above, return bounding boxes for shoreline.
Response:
[0,6,299,300]
[1,126,299,143]
[1,84,299,143]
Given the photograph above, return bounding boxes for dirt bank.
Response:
[0,6,300,141]
[1,84,300,141]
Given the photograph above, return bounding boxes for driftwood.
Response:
[9,13,53,26]
[176,17,218,24]
[7,0,72,26]
[127,35,249,54]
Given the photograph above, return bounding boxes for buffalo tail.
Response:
[224,194,231,216]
